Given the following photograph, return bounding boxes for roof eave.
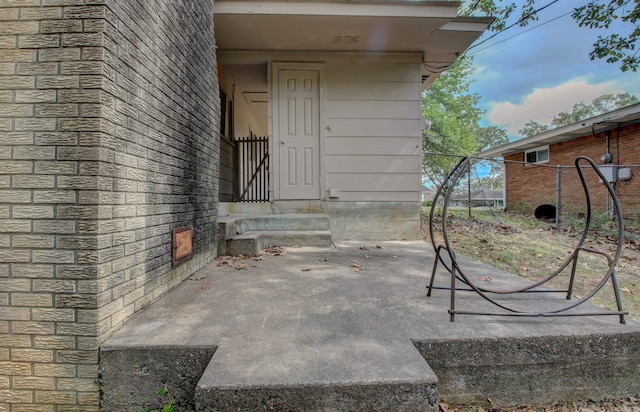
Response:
[479,103,640,158]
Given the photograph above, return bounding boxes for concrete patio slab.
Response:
[100,241,640,411]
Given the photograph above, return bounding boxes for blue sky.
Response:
[465,0,640,139]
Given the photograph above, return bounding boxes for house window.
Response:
[525,146,549,164]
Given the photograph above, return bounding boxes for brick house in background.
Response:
[479,103,640,219]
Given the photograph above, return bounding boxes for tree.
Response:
[519,119,550,137]
[519,93,639,137]
[476,125,509,153]
[475,125,508,187]
[422,57,508,187]
[463,1,640,72]
[587,93,639,115]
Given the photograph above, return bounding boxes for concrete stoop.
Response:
[218,214,332,256]
[99,332,640,411]
[414,332,640,406]
[99,241,640,411]
[99,343,440,412]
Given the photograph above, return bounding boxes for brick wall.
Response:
[505,123,640,218]
[0,0,219,410]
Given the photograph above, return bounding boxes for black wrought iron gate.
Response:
[236,136,269,202]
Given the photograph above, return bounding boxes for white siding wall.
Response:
[324,61,423,202]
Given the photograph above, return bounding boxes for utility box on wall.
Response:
[598,165,618,183]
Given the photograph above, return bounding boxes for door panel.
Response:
[279,69,320,199]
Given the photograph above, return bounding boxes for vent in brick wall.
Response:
[172,226,195,266]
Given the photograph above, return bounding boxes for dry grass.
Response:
[437,396,640,412]
[423,208,640,321]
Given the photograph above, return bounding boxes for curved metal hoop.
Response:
[426,155,627,323]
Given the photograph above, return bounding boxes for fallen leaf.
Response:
[319,258,329,262]
[236,264,249,270]
[477,276,493,281]
[359,246,369,251]
[391,256,398,259]
[254,256,266,261]
[437,401,451,412]
[351,267,359,272]
[621,287,632,294]
[302,268,312,272]
[376,244,384,249]
[364,255,372,259]
[201,286,209,291]
[265,245,287,256]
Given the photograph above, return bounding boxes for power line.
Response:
[467,0,561,52]
[468,9,574,56]
[422,1,590,75]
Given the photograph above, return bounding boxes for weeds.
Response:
[140,385,194,412]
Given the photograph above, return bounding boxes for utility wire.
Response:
[467,0,561,52]
[423,1,595,75]
[468,9,573,56]
[423,0,568,74]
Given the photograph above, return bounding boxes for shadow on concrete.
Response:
[100,241,640,411]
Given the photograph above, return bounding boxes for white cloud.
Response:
[486,79,625,135]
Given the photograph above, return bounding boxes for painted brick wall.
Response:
[0,0,219,410]
[505,123,640,218]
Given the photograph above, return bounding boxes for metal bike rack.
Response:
[426,156,627,323]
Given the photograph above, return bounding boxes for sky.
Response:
[465,0,640,140]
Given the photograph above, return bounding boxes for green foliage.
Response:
[518,119,551,137]
[572,1,640,72]
[464,1,640,72]
[475,125,509,153]
[139,385,193,412]
[422,56,508,187]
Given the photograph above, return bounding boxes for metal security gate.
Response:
[236,136,269,202]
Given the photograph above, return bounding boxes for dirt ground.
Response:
[422,209,640,412]
[423,210,640,321]
[437,397,640,412]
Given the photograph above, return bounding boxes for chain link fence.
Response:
[424,154,640,228]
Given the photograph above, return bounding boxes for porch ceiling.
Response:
[213,0,493,86]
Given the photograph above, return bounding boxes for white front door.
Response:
[278,69,320,199]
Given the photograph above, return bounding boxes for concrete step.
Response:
[223,230,333,256]
[219,214,330,236]
[218,214,332,256]
[194,340,439,411]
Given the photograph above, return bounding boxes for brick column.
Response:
[0,1,219,410]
